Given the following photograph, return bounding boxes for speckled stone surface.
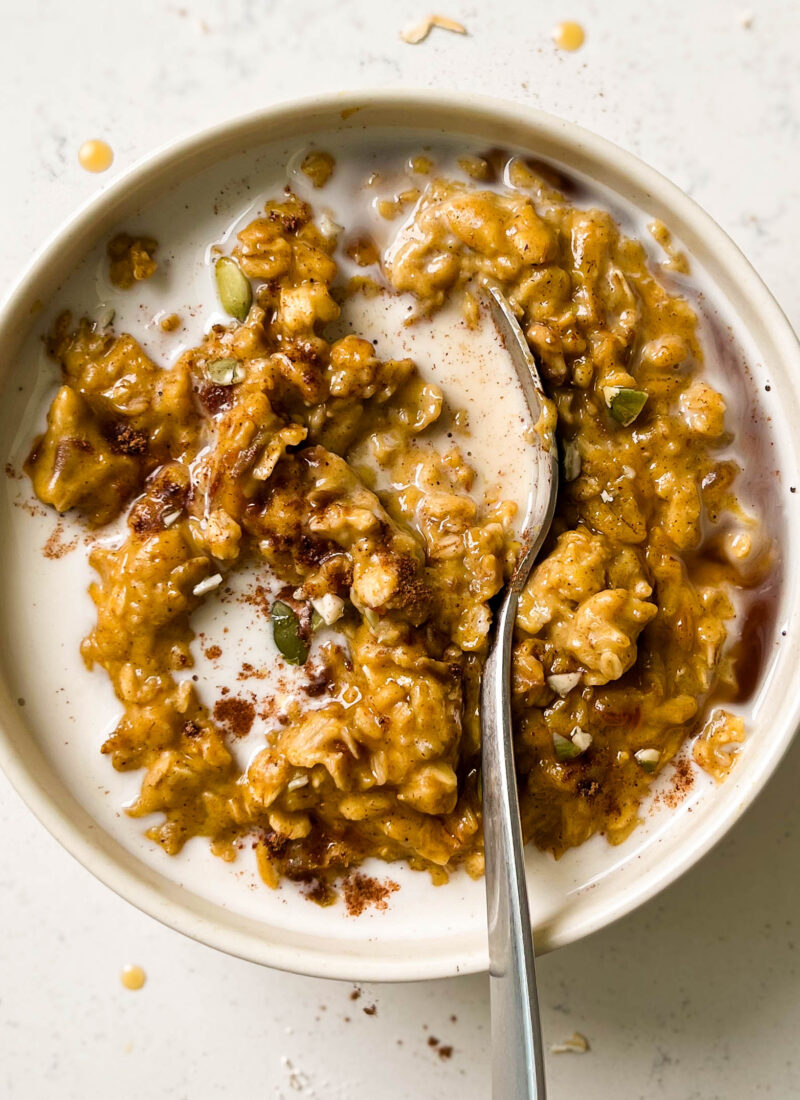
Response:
[1,2,799,1097]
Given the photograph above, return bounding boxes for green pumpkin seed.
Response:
[206,358,245,385]
[604,386,648,427]
[310,609,325,633]
[553,732,581,761]
[215,256,252,321]
[634,748,660,773]
[271,600,309,665]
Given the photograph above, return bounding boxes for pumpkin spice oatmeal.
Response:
[22,144,773,899]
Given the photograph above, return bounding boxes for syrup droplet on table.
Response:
[552,21,585,50]
[78,139,114,173]
[120,964,146,991]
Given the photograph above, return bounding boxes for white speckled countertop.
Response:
[1,2,799,1097]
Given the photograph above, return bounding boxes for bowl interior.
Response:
[1,93,799,981]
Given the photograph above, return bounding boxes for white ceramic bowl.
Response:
[1,91,799,982]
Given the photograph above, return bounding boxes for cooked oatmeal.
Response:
[24,148,772,892]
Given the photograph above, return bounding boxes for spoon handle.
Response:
[481,589,547,1100]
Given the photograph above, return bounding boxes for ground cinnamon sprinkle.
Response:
[242,583,273,617]
[204,644,222,660]
[342,873,399,916]
[660,755,695,809]
[43,521,78,560]
[238,661,268,681]
[213,696,255,738]
[17,498,47,518]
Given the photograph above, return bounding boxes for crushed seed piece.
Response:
[193,573,223,596]
[635,748,661,772]
[400,14,467,44]
[562,438,581,481]
[547,672,582,696]
[551,1031,590,1054]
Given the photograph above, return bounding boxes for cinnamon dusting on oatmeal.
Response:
[212,696,255,738]
[204,644,222,660]
[242,583,273,618]
[302,665,334,698]
[104,421,149,456]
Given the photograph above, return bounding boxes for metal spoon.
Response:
[481,286,559,1100]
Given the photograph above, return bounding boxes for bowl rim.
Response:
[1,88,799,982]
